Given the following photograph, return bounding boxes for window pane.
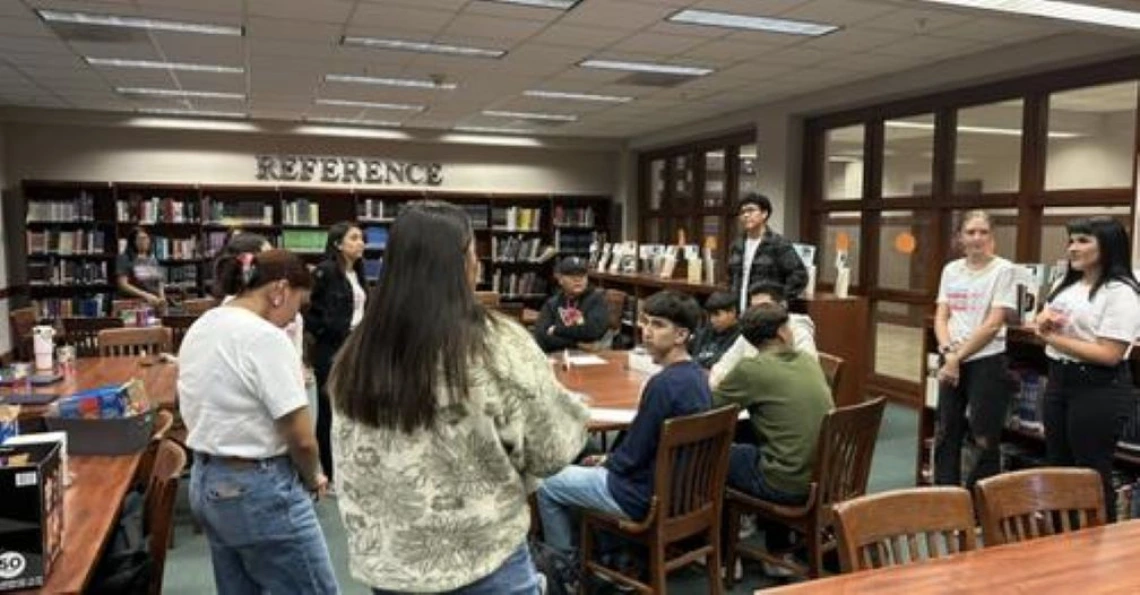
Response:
[644,217,662,243]
[883,114,935,198]
[873,300,925,383]
[819,211,862,286]
[1046,81,1138,190]
[673,154,694,207]
[649,159,665,211]
[878,210,937,292]
[738,144,758,199]
[704,149,725,208]
[949,208,1018,261]
[825,125,864,201]
[1040,205,1133,271]
[956,100,1023,194]
[702,215,721,251]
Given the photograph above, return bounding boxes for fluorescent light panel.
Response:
[479,0,580,9]
[524,90,632,103]
[36,9,241,36]
[325,74,457,90]
[86,57,243,73]
[117,87,244,100]
[316,98,424,111]
[578,59,712,77]
[668,8,838,36]
[482,109,577,122]
[342,36,505,58]
[454,125,535,134]
[885,120,1082,139]
[306,117,403,127]
[918,0,1140,31]
[137,108,246,118]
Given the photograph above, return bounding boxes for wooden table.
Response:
[554,351,647,431]
[762,520,1140,594]
[3,356,178,419]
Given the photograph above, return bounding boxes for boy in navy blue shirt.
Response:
[537,290,712,559]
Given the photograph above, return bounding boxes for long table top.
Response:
[763,520,1140,594]
[3,356,178,418]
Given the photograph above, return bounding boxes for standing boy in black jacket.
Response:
[533,256,609,353]
[690,291,741,369]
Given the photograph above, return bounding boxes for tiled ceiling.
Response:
[0,0,1118,138]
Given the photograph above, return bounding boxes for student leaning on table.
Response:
[178,249,338,593]
[1035,216,1140,522]
[709,280,817,389]
[329,200,589,595]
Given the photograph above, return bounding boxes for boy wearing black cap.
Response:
[690,291,741,369]
[533,256,610,353]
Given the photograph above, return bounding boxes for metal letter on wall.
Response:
[254,155,443,186]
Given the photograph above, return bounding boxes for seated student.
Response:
[710,281,817,389]
[534,256,610,353]
[713,302,833,505]
[537,290,711,566]
[690,291,742,369]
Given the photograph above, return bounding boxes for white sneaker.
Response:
[718,558,744,581]
[738,513,757,539]
[762,554,798,578]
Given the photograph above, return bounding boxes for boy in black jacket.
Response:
[690,291,741,369]
[533,256,609,353]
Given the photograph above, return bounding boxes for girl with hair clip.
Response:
[178,249,338,593]
[1037,216,1140,520]
[305,221,366,487]
[932,210,1018,490]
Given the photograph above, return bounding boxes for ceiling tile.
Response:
[443,15,550,44]
[247,16,343,42]
[778,0,895,27]
[693,0,809,14]
[561,0,673,30]
[152,33,244,65]
[857,7,973,34]
[247,0,354,24]
[350,4,455,31]
[804,28,907,53]
[462,1,567,23]
[870,34,978,59]
[609,32,708,57]
[682,39,780,63]
[529,24,631,49]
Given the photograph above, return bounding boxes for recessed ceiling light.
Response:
[137,108,247,118]
[316,98,425,111]
[324,74,457,90]
[36,9,242,36]
[482,110,577,122]
[454,125,535,134]
[917,0,1140,31]
[524,90,632,103]
[668,8,838,36]
[341,36,505,58]
[478,0,581,9]
[578,59,713,77]
[85,57,243,73]
[306,117,403,128]
[116,87,245,100]
[885,120,1081,139]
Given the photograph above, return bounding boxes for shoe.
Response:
[738,513,757,539]
[762,554,798,578]
[717,558,744,581]
[537,572,548,595]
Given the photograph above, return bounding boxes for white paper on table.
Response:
[567,354,607,366]
[589,408,638,424]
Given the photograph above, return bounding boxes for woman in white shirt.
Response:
[932,211,1017,490]
[1037,216,1140,520]
[179,249,338,593]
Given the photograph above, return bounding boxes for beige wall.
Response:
[0,123,9,354]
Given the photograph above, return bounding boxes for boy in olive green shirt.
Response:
[712,302,833,504]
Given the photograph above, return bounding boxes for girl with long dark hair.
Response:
[116,226,165,307]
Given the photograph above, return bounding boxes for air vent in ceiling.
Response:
[48,22,148,43]
[616,72,697,88]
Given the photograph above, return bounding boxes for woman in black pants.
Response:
[1037,217,1140,521]
[305,221,366,486]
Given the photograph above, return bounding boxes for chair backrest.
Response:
[9,307,37,360]
[136,409,175,493]
[834,487,978,572]
[652,405,739,540]
[603,289,627,332]
[145,439,186,595]
[974,467,1105,546]
[475,291,501,308]
[818,352,845,395]
[181,297,218,316]
[61,316,125,357]
[813,397,887,522]
[161,314,198,351]
[98,326,173,357]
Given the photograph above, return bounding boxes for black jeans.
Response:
[934,353,1014,490]
[313,350,335,483]
[1044,359,1134,522]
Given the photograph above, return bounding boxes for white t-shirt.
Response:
[222,295,304,367]
[1044,280,1140,362]
[739,236,763,312]
[178,306,309,458]
[936,257,1017,362]
[348,270,366,329]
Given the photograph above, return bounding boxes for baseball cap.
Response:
[556,256,588,276]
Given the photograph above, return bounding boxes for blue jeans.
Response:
[727,444,806,506]
[371,543,539,595]
[537,465,628,556]
[190,453,339,594]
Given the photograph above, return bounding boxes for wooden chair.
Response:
[833,487,978,572]
[98,327,173,357]
[135,409,175,494]
[9,306,37,361]
[725,396,887,583]
[818,352,845,396]
[181,297,218,316]
[974,467,1105,546]
[161,314,197,351]
[144,439,187,595]
[580,405,739,594]
[475,291,501,308]
[61,316,125,357]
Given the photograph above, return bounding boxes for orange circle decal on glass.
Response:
[835,232,851,252]
[895,232,917,255]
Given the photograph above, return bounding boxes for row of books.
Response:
[281,230,326,253]
[491,271,547,296]
[554,229,597,255]
[33,295,108,318]
[283,200,321,226]
[205,200,274,225]
[27,229,109,255]
[552,206,597,227]
[152,236,199,260]
[26,193,98,222]
[364,227,388,249]
[463,204,490,230]
[491,207,541,231]
[166,264,199,285]
[358,199,398,221]
[28,261,109,286]
[116,196,201,224]
[363,258,383,282]
[490,235,556,263]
